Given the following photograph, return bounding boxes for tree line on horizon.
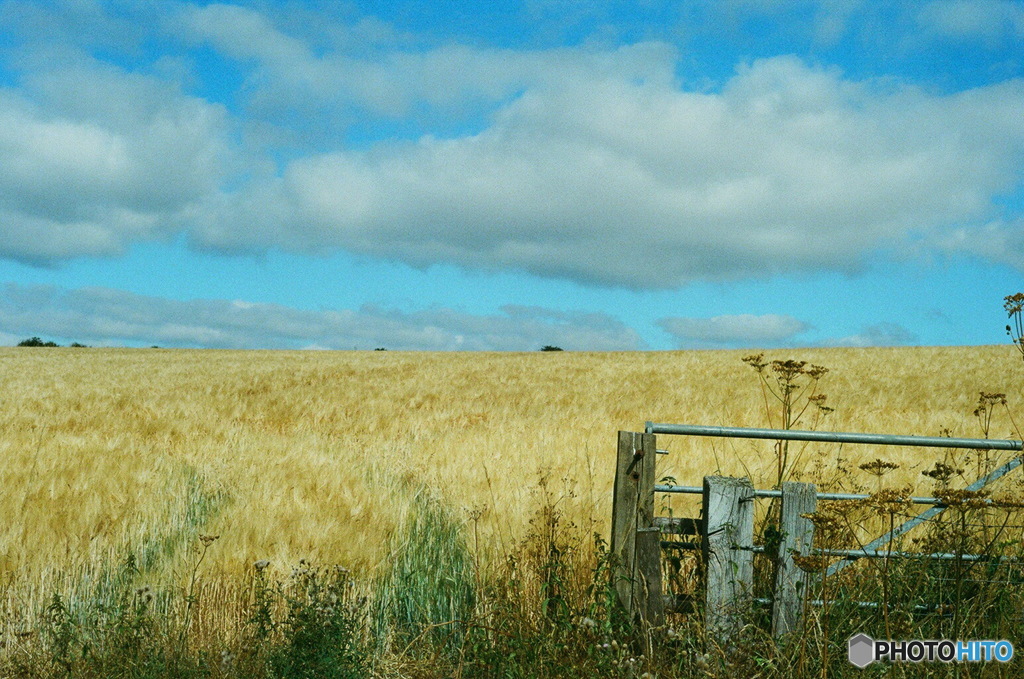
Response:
[16,337,89,348]
[11,337,566,351]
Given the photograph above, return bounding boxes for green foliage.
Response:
[34,557,205,679]
[372,489,476,655]
[268,563,369,679]
[455,483,635,679]
[43,593,76,677]
[14,337,89,347]
[9,518,1024,679]
[540,345,564,351]
[18,337,59,347]
[247,562,276,645]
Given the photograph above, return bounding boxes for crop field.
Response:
[3,344,1023,677]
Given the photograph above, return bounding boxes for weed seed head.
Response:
[922,462,962,482]
[992,493,1024,508]
[858,458,900,476]
[859,487,913,512]
[1004,293,1024,316]
[937,489,991,508]
[792,554,833,573]
[742,353,767,372]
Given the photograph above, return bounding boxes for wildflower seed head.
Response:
[806,365,829,380]
[792,554,832,573]
[858,487,914,514]
[254,559,270,571]
[800,511,842,533]
[1004,293,1024,316]
[937,489,990,508]
[742,353,767,372]
[974,392,1007,417]
[993,493,1024,508]
[771,359,808,386]
[922,462,962,483]
[859,458,900,476]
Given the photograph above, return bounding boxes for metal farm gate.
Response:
[610,423,1024,642]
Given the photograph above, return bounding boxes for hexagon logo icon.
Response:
[848,633,875,668]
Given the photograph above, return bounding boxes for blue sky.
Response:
[0,0,1022,350]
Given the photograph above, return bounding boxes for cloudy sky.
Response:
[0,0,1022,350]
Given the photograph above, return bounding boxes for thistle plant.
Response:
[178,533,219,655]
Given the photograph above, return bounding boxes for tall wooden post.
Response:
[771,482,817,637]
[702,475,754,643]
[611,431,664,627]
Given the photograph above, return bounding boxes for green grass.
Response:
[371,487,476,656]
[3,489,1023,678]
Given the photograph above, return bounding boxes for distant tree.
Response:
[374,347,387,351]
[540,345,564,352]
[17,337,59,347]
[69,342,88,348]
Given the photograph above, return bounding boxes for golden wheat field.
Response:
[3,344,1024,606]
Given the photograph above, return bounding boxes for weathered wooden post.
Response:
[771,482,817,637]
[611,431,664,627]
[702,475,754,643]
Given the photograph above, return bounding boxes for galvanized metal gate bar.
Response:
[652,484,991,505]
[645,421,1024,578]
[645,422,1023,451]
[825,452,1024,576]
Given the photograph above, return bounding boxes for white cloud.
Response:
[0,60,232,264]
[2,3,1023,290]
[825,322,918,347]
[936,218,1024,270]
[708,0,869,47]
[919,0,1024,40]
[0,0,150,57]
[0,284,644,351]
[658,313,810,348]
[172,2,676,121]
[188,55,1024,288]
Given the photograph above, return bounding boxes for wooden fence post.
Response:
[771,481,817,637]
[702,475,754,643]
[611,431,664,628]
